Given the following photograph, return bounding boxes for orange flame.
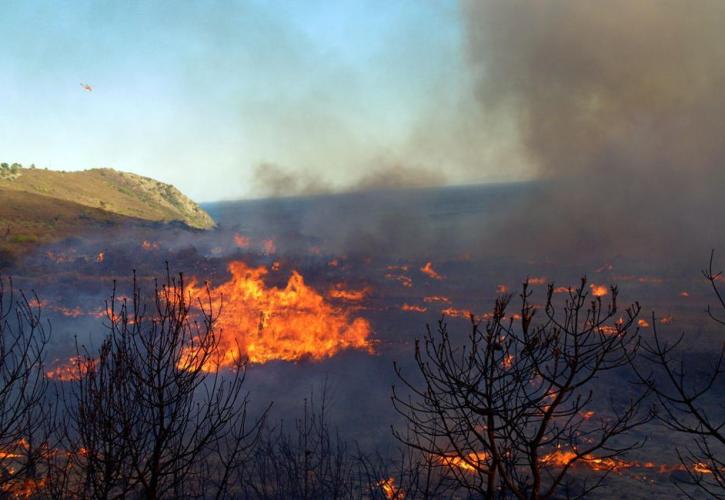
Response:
[590,284,609,297]
[385,273,413,288]
[328,284,370,301]
[528,276,547,286]
[423,295,451,304]
[186,262,372,367]
[233,234,250,248]
[96,251,105,263]
[637,319,650,328]
[439,452,488,473]
[261,239,276,254]
[142,240,160,251]
[496,284,509,294]
[420,262,444,280]
[442,307,473,319]
[378,477,404,499]
[401,303,427,313]
[46,356,96,381]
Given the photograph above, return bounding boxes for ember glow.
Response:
[186,261,373,366]
[401,303,427,313]
[590,284,609,297]
[420,261,444,280]
[328,284,370,301]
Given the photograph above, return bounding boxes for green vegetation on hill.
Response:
[0,164,215,264]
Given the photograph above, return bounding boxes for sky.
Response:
[0,0,520,201]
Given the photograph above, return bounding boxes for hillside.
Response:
[0,164,215,264]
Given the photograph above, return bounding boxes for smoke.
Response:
[252,163,333,198]
[252,162,448,198]
[460,0,725,261]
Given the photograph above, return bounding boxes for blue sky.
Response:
[0,1,520,201]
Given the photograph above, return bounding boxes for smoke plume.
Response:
[461,0,725,261]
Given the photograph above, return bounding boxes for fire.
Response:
[271,261,281,271]
[385,273,413,288]
[186,261,372,366]
[501,354,514,369]
[142,240,160,251]
[328,284,370,301]
[553,286,571,294]
[528,276,547,286]
[581,410,595,420]
[96,251,105,263]
[423,295,451,304]
[442,307,473,319]
[378,477,404,499]
[261,239,276,254]
[659,314,673,325]
[439,452,488,473]
[233,234,250,248]
[637,319,650,328]
[679,291,689,297]
[420,262,444,280]
[46,356,96,381]
[401,303,427,313]
[496,284,509,294]
[590,284,609,297]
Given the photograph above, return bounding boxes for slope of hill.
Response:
[0,166,214,229]
[0,164,215,265]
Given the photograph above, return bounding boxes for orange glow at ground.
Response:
[233,234,250,248]
[328,284,370,301]
[401,303,427,313]
[420,261,444,280]
[590,284,609,297]
[187,261,372,366]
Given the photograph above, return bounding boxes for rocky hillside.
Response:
[0,163,215,265]
[0,164,214,229]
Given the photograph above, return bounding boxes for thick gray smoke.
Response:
[462,0,725,262]
[252,162,447,198]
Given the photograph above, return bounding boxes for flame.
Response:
[142,240,160,251]
[581,410,595,420]
[271,261,281,271]
[590,284,608,297]
[385,273,413,288]
[501,354,514,369]
[328,284,370,301]
[261,239,276,254]
[439,452,488,473]
[423,295,451,304]
[597,325,619,335]
[378,477,404,499]
[328,259,339,267]
[528,276,547,286]
[637,319,650,328]
[553,286,571,294]
[401,303,427,313]
[420,262,444,280]
[496,284,509,294]
[233,234,250,248]
[693,462,714,474]
[442,307,472,319]
[46,356,96,381]
[96,251,104,263]
[659,314,673,325]
[185,261,372,367]
[679,291,689,297]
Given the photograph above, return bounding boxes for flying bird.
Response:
[80,83,93,92]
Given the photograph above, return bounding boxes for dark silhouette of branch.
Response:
[630,251,725,497]
[62,265,266,498]
[0,276,52,496]
[392,278,650,499]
